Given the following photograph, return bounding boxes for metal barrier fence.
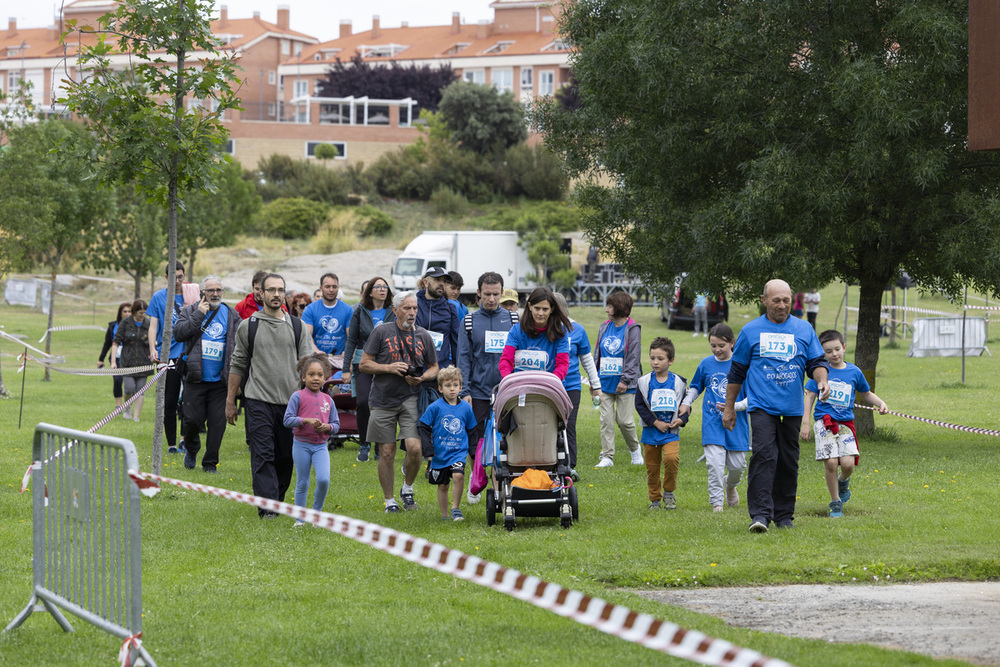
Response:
[4,423,156,667]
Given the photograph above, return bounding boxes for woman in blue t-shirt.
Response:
[343,276,396,462]
[498,287,571,379]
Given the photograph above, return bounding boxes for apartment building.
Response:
[1,1,570,169]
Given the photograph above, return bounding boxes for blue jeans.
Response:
[292,439,330,514]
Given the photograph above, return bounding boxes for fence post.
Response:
[4,423,156,667]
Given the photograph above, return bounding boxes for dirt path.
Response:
[637,582,1000,665]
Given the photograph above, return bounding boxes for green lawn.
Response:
[1,283,995,666]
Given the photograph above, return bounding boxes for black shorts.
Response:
[426,461,466,485]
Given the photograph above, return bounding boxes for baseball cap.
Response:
[499,289,519,305]
[423,266,452,280]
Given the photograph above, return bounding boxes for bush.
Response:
[499,143,568,200]
[253,153,352,205]
[357,205,395,237]
[429,186,469,217]
[257,197,329,239]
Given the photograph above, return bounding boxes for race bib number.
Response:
[514,349,548,372]
[599,356,623,376]
[650,388,677,413]
[429,330,444,351]
[202,340,224,361]
[760,332,795,360]
[485,330,507,354]
[826,380,852,408]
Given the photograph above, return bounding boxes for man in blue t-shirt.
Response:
[301,272,353,369]
[723,279,830,533]
[174,276,241,472]
[147,262,187,454]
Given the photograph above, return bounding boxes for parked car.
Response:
[660,275,728,330]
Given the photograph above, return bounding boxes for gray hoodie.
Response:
[229,310,313,405]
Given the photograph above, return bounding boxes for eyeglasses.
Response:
[264,287,285,295]
[205,288,223,294]
[371,285,389,291]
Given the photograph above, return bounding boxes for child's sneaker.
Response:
[712,505,724,513]
[662,492,677,510]
[595,457,613,468]
[648,500,661,509]
[467,491,481,504]
[630,449,644,465]
[726,486,739,507]
[829,500,843,518]
[838,478,851,504]
[451,508,464,521]
[122,407,132,420]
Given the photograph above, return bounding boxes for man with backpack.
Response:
[226,273,313,518]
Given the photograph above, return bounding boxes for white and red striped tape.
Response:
[39,325,106,342]
[854,403,1000,438]
[15,351,160,376]
[19,365,169,493]
[126,470,790,667]
[845,305,955,317]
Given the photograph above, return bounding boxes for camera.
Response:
[404,366,423,377]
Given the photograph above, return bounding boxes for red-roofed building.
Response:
[1,1,570,168]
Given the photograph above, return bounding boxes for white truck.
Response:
[391,231,537,297]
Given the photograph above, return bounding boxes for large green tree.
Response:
[539,0,1000,433]
[178,160,261,270]
[439,80,527,155]
[62,0,240,472]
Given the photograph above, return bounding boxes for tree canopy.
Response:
[317,54,457,113]
[538,0,1000,431]
[439,81,527,155]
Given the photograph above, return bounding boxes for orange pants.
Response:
[644,442,679,502]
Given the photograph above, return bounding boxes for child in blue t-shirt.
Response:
[800,330,888,518]
[283,354,340,526]
[419,367,477,521]
[634,337,688,509]
[679,323,750,512]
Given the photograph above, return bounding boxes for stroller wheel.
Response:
[561,516,572,529]
[504,516,515,532]
[486,489,497,526]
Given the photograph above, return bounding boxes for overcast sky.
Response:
[6,1,497,40]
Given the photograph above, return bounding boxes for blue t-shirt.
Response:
[690,355,749,451]
[448,299,469,321]
[420,398,477,468]
[641,372,680,445]
[147,289,185,359]
[563,321,591,391]
[301,299,353,354]
[805,362,870,422]
[198,304,229,383]
[598,320,633,394]
[503,326,570,374]
[370,308,387,327]
[694,294,708,308]
[731,314,825,416]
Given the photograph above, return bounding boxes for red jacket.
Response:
[234,293,286,320]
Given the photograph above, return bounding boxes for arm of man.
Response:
[807,360,830,401]
[359,351,408,377]
[457,314,472,400]
[225,372,242,425]
[302,322,322,355]
[800,390,817,440]
[342,308,362,384]
[722,381,743,431]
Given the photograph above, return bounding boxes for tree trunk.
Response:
[43,260,59,382]
[853,279,884,436]
[0,342,8,397]
[134,272,142,301]
[188,248,197,279]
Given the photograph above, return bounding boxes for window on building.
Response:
[267,102,276,118]
[319,102,350,124]
[358,43,409,58]
[294,42,302,56]
[492,68,513,94]
[281,39,290,55]
[463,70,485,85]
[224,139,234,155]
[483,41,514,55]
[538,70,555,96]
[399,105,411,126]
[366,104,390,125]
[306,141,347,159]
[293,80,309,99]
[541,39,571,52]
[445,43,470,55]
[268,70,275,85]
[7,71,21,91]
[521,68,533,90]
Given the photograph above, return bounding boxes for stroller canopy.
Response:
[494,371,573,424]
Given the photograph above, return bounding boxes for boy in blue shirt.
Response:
[634,337,688,509]
[800,330,888,518]
[419,366,477,521]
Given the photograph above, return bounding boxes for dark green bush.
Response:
[429,185,469,217]
[258,197,329,239]
[357,205,395,237]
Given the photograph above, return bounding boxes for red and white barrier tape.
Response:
[854,403,1000,438]
[126,470,790,667]
[39,325,106,342]
[15,351,161,377]
[117,632,144,667]
[845,305,955,317]
[0,329,54,359]
[962,304,1000,311]
[19,365,169,494]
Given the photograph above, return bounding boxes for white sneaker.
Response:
[466,491,481,504]
[630,449,644,465]
[594,457,614,468]
[693,332,699,337]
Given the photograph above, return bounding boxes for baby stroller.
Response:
[485,370,579,531]
[323,372,359,449]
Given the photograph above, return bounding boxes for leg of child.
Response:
[451,473,464,511]
[824,457,840,501]
[643,444,663,501]
[292,440,313,512]
[438,480,450,518]
[662,441,680,493]
[726,450,747,488]
[839,455,855,482]
[311,444,331,512]
[704,444,726,508]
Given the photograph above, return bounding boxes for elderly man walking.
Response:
[723,279,829,533]
[360,291,439,513]
[174,276,241,473]
[226,273,313,518]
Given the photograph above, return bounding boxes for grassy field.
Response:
[1,282,996,666]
